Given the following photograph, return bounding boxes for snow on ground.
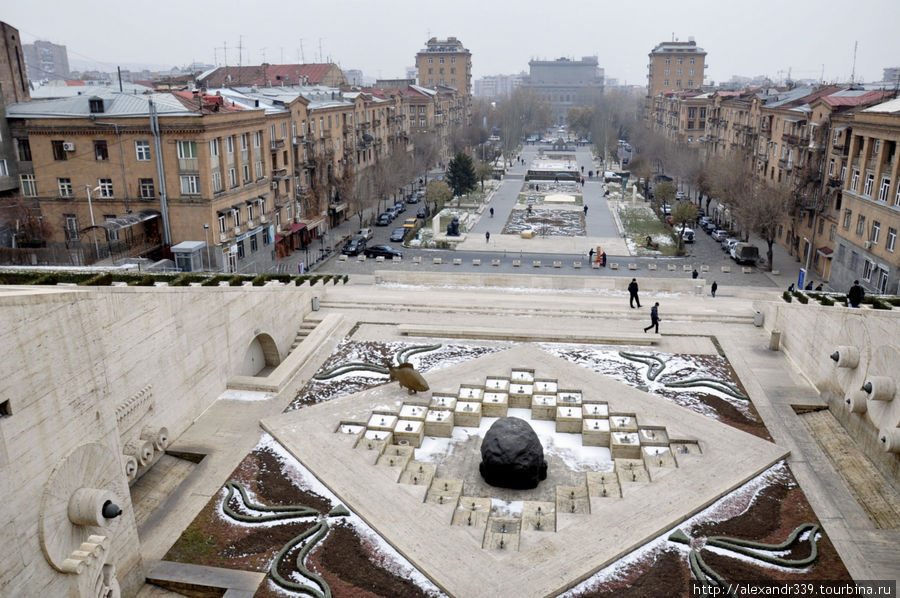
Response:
[559,462,790,595]
[256,433,446,596]
[218,389,277,402]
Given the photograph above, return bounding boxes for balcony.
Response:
[782,133,800,146]
[343,124,353,134]
[373,119,381,126]
[178,157,198,172]
[292,136,304,145]
[777,159,793,171]
[219,231,228,242]
[234,226,242,235]
[270,139,285,150]
[260,214,267,223]
[246,219,255,228]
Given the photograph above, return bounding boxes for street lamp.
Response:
[202,224,211,270]
[85,184,101,261]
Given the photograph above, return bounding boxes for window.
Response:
[818,218,824,235]
[104,215,119,241]
[872,221,880,244]
[873,139,881,154]
[254,131,261,147]
[180,174,199,195]
[242,164,250,183]
[863,173,874,196]
[863,259,873,281]
[664,68,670,76]
[840,165,846,181]
[89,98,104,113]
[427,57,433,64]
[240,133,248,150]
[209,138,219,157]
[17,173,36,197]
[175,140,196,160]
[689,69,694,76]
[849,251,858,270]
[139,178,154,199]
[218,214,226,233]
[676,80,681,87]
[228,168,237,188]
[688,80,694,87]
[690,57,695,64]
[837,244,845,262]
[419,106,426,114]
[843,209,852,229]
[896,184,900,206]
[664,80,669,86]
[856,214,866,236]
[237,240,245,259]
[233,209,240,227]
[98,178,113,197]
[828,159,835,176]
[58,178,73,197]
[250,234,258,252]
[52,140,68,161]
[451,57,456,63]
[878,177,890,202]
[0,160,7,176]
[676,69,682,75]
[212,171,222,192]
[439,57,444,64]
[65,214,78,240]
[247,204,254,223]
[829,224,836,242]
[16,138,31,161]
[888,227,897,252]
[850,170,859,190]
[255,160,263,179]
[419,118,426,127]
[677,58,683,65]
[665,58,670,65]
[226,136,235,154]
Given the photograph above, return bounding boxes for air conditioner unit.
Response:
[234,226,241,235]
[219,232,227,242]
[864,241,872,249]
[260,214,267,223]
[62,142,75,151]
[271,181,278,189]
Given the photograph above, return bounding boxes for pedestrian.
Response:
[643,302,661,333]
[298,262,305,275]
[628,278,641,308]
[581,166,584,173]
[588,248,594,262]
[588,170,593,178]
[600,251,606,267]
[848,280,864,308]
[583,205,588,216]
[490,207,494,218]
[580,176,585,187]
[815,283,823,291]
[485,231,490,244]
[692,269,698,279]
[805,281,813,291]
[787,283,795,293]
[711,281,718,297]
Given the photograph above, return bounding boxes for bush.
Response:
[201,274,231,286]
[782,291,793,303]
[321,275,332,284]
[79,273,113,286]
[0,272,41,285]
[134,275,156,286]
[309,275,322,286]
[872,299,892,310]
[229,276,248,286]
[32,273,59,285]
[795,293,809,304]
[294,275,309,286]
[887,297,900,307]
[819,296,835,306]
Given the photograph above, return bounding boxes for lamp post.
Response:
[202,224,211,270]
[85,185,101,261]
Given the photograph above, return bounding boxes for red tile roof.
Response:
[65,80,86,86]
[171,91,245,112]
[821,90,892,107]
[199,64,341,87]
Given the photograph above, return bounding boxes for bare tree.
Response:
[412,132,440,186]
[0,196,53,246]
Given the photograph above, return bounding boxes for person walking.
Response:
[583,205,589,216]
[711,281,718,297]
[490,207,494,218]
[485,231,491,244]
[848,280,864,307]
[643,302,661,333]
[628,278,641,308]
[588,248,594,263]
[692,269,699,279]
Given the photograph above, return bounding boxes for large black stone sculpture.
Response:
[446,217,460,236]
[479,417,548,489]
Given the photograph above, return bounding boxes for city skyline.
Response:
[5,0,899,86]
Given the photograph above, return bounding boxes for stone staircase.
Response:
[290,317,323,352]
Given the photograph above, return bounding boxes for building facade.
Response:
[415,37,471,125]
[0,21,30,197]
[22,39,69,81]
[647,40,706,98]
[524,57,604,125]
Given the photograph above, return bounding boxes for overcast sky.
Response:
[6,0,900,85]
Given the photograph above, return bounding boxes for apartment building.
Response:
[0,21,30,197]
[197,63,347,88]
[22,39,69,81]
[416,37,472,125]
[647,39,706,98]
[6,90,292,273]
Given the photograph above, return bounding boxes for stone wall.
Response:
[0,283,316,597]
[754,299,900,486]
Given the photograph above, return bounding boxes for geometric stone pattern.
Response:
[263,344,789,598]
[343,368,694,549]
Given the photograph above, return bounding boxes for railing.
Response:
[782,134,800,146]
[778,159,793,171]
[270,139,285,150]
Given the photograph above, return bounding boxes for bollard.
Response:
[375,274,383,284]
[312,296,320,311]
[768,329,781,351]
[753,311,764,327]
[695,284,703,295]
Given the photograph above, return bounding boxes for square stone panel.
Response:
[262,344,789,598]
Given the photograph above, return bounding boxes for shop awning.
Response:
[274,235,284,243]
[817,247,834,257]
[289,222,307,233]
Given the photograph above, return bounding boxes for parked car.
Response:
[702,220,718,233]
[675,191,686,200]
[364,244,403,259]
[712,229,729,242]
[697,209,706,218]
[406,194,420,204]
[389,227,407,242]
[661,204,672,215]
[731,242,760,264]
[393,202,406,214]
[375,213,392,226]
[416,206,428,219]
[402,218,417,229]
[341,237,367,256]
[357,228,373,241]
[665,216,674,226]
[682,228,695,243]
[722,238,739,253]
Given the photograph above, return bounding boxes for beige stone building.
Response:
[647,39,706,98]
[416,37,472,126]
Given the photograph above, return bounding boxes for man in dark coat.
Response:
[848,280,865,308]
[643,302,661,333]
[628,278,641,308]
